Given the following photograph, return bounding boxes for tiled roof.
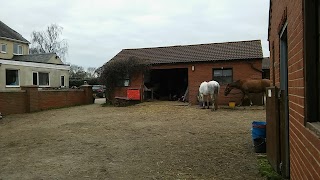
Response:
[110,40,263,64]
[262,57,270,69]
[12,53,63,64]
[0,21,29,43]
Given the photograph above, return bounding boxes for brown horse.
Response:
[224,79,271,106]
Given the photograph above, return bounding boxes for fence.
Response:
[0,85,93,115]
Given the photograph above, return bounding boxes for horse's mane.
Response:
[228,80,242,87]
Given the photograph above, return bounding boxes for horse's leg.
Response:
[200,94,205,108]
[246,92,253,106]
[206,95,210,109]
[243,92,253,106]
[249,96,253,106]
[214,94,218,110]
[211,94,215,111]
[247,93,253,106]
[238,92,246,106]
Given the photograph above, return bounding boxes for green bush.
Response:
[99,56,150,103]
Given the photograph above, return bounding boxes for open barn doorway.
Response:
[144,68,188,101]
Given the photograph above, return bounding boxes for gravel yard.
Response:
[0,101,266,179]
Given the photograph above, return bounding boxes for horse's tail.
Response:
[215,82,220,95]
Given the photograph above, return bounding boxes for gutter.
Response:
[0,59,70,70]
[0,37,30,44]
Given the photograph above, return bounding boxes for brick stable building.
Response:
[109,40,266,105]
[267,0,320,179]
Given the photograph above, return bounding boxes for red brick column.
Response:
[21,86,39,113]
[80,85,94,104]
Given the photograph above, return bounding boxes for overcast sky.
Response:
[1,0,270,69]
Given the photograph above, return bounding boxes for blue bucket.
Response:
[251,121,266,140]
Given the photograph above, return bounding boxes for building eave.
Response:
[0,59,70,70]
[0,36,30,44]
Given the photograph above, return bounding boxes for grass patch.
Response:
[257,155,283,180]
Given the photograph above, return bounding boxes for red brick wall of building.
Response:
[113,72,144,98]
[269,0,320,179]
[114,59,263,105]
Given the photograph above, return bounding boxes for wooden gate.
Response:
[266,88,290,178]
[266,87,280,172]
[279,89,289,177]
[266,22,290,178]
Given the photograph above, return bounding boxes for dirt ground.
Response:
[0,100,266,179]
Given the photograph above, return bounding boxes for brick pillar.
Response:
[21,86,39,113]
[80,85,93,104]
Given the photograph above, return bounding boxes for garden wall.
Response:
[0,85,93,115]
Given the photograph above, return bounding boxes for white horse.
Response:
[199,80,220,111]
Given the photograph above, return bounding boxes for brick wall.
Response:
[38,90,86,110]
[269,0,320,179]
[0,90,27,115]
[0,85,93,115]
[114,59,263,105]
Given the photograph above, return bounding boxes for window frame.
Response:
[5,69,20,87]
[32,71,50,87]
[60,75,65,87]
[212,68,233,85]
[116,74,130,87]
[304,0,320,123]
[13,43,23,55]
[1,43,7,53]
[32,72,38,85]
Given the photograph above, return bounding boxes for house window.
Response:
[39,72,49,86]
[6,69,19,86]
[1,44,7,53]
[116,74,130,87]
[32,72,50,86]
[213,68,233,84]
[304,0,320,123]
[60,76,65,87]
[13,43,23,55]
[32,72,38,85]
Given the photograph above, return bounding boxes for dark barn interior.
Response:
[144,68,188,101]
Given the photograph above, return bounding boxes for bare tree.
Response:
[30,24,68,62]
[95,66,103,77]
[86,67,97,78]
[69,64,87,80]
